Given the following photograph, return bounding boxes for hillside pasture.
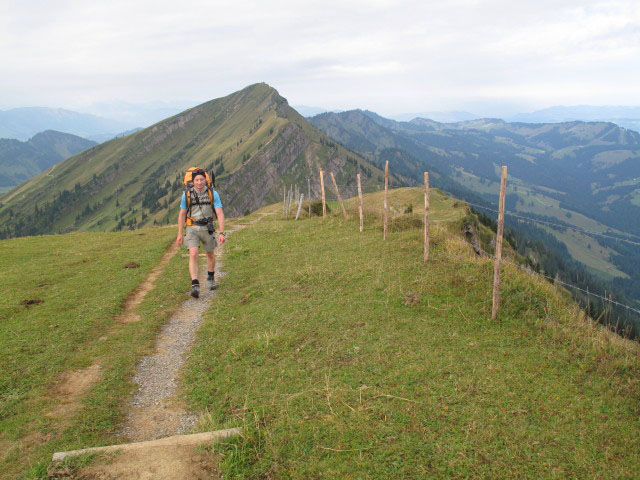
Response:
[185,189,640,478]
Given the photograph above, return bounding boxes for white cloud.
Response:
[0,0,639,115]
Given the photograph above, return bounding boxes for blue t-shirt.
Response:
[180,188,222,210]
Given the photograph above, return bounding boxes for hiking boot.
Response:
[190,283,200,298]
[207,277,217,291]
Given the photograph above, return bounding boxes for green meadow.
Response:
[0,226,187,479]
[1,187,638,479]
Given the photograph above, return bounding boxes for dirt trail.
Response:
[118,242,179,324]
[121,213,275,441]
[53,212,276,479]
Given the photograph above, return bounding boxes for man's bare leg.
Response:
[188,247,200,280]
[206,250,216,290]
[206,250,215,273]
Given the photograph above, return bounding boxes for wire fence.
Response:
[452,197,640,247]
[280,169,640,341]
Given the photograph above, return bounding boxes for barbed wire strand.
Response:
[438,193,640,246]
[428,223,640,316]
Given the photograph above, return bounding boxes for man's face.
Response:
[193,174,206,190]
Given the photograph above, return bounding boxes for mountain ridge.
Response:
[0,130,97,188]
[0,84,389,238]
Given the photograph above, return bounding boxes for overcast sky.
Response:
[1,0,639,116]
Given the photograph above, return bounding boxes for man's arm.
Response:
[215,207,225,245]
[176,208,187,244]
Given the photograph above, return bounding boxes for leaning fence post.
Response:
[295,194,304,220]
[383,160,389,240]
[424,172,430,261]
[492,166,508,320]
[320,169,326,218]
[357,173,363,232]
[330,172,348,219]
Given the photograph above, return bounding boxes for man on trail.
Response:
[176,168,225,298]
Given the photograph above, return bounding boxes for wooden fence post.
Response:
[383,160,389,240]
[330,172,348,219]
[492,166,508,320]
[424,172,430,261]
[320,169,326,218]
[288,186,294,218]
[283,187,286,218]
[286,188,290,218]
[295,194,304,220]
[308,177,311,218]
[357,173,363,232]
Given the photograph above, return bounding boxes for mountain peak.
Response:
[0,83,385,237]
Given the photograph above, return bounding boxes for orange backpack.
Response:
[183,167,213,188]
[183,167,216,226]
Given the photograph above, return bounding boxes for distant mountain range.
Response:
[79,100,198,130]
[510,105,640,123]
[391,111,481,123]
[0,130,96,188]
[508,107,640,134]
[302,105,640,133]
[0,84,387,238]
[5,103,639,146]
[293,105,343,117]
[0,107,137,142]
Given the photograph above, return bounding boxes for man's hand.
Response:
[176,234,183,245]
[217,233,226,245]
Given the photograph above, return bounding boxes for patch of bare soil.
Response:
[48,446,220,480]
[20,298,44,306]
[47,364,102,419]
[118,242,179,324]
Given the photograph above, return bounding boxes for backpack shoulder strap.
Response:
[185,188,193,216]
[207,186,218,220]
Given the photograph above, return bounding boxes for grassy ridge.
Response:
[0,84,387,238]
[186,189,640,478]
[0,226,189,479]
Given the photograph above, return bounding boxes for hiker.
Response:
[176,168,225,298]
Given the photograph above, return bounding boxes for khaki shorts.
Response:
[184,226,217,252]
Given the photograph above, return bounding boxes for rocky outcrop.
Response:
[222,123,311,216]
